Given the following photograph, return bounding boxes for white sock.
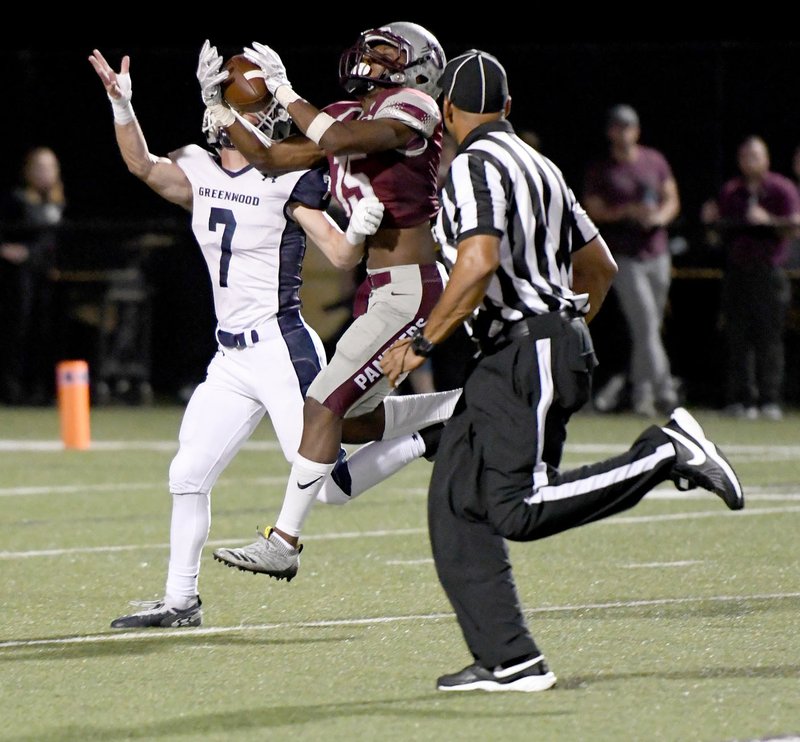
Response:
[381,389,461,440]
[317,433,426,505]
[164,492,209,608]
[269,530,297,550]
[275,454,335,537]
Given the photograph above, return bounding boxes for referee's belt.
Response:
[216,323,270,349]
[503,310,597,370]
[506,309,584,339]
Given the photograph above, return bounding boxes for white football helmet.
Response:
[338,21,446,99]
[203,98,292,151]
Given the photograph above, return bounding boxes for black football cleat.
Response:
[661,407,744,510]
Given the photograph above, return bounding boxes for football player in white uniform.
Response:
[90,49,454,628]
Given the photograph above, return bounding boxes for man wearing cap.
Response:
[382,50,743,693]
[583,104,681,417]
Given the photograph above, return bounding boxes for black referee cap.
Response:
[439,49,508,114]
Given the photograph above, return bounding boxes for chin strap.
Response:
[234,110,273,149]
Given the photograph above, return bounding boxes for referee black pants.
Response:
[428,313,677,669]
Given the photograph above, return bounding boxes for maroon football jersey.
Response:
[323,87,442,229]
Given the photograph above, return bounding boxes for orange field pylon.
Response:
[56,360,91,450]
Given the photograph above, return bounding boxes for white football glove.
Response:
[197,39,229,107]
[243,41,291,95]
[345,196,385,245]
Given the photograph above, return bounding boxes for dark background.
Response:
[2,28,799,405]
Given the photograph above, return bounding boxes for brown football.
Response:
[222,55,271,113]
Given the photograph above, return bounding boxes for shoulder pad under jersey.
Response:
[369,87,441,139]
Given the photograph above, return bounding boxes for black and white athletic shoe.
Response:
[661,407,744,510]
[437,656,557,693]
[110,596,202,629]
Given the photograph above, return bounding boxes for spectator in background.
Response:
[0,146,66,405]
[700,135,800,420]
[583,104,681,417]
[786,143,800,269]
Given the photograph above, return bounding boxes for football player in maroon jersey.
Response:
[198,24,460,579]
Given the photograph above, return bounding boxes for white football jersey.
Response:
[171,145,330,332]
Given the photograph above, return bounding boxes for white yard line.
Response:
[0,440,282,452]
[1,506,799,560]
[2,440,800,456]
[1,591,797,650]
[623,560,704,568]
[1,477,799,500]
[0,477,287,497]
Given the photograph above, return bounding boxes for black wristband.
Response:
[410,334,435,358]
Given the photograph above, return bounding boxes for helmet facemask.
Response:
[339,29,408,96]
[250,98,292,141]
[203,98,293,152]
[338,22,445,99]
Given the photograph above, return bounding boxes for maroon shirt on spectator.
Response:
[583,146,673,259]
[716,172,800,267]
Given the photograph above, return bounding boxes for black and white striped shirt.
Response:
[435,120,598,341]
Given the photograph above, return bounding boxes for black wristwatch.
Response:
[410,333,435,358]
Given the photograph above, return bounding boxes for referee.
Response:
[382,49,743,693]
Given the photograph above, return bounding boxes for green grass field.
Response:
[1,404,799,742]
